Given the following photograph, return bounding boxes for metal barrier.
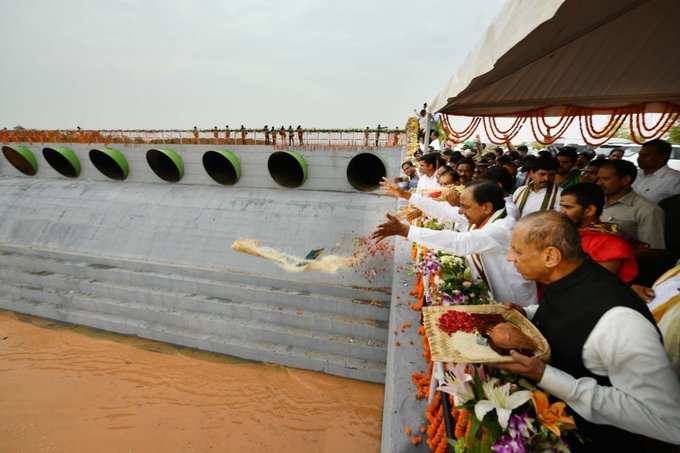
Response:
[0,128,406,150]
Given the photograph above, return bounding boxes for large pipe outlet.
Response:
[146,148,184,182]
[203,150,241,185]
[2,145,38,176]
[42,146,81,178]
[267,150,308,188]
[346,153,386,191]
[89,147,129,181]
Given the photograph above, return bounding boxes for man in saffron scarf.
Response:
[559,182,637,283]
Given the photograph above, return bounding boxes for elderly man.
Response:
[512,156,561,218]
[497,211,680,451]
[598,160,665,248]
[373,181,536,306]
[632,138,680,203]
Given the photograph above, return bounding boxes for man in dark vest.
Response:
[495,211,680,451]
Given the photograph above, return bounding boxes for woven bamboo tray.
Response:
[422,304,551,363]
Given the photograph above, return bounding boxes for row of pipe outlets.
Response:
[0,145,387,191]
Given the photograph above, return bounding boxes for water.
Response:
[0,310,383,452]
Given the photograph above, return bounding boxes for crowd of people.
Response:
[196,125,401,147]
[373,136,680,450]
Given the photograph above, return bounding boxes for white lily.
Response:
[474,378,532,430]
[437,363,475,406]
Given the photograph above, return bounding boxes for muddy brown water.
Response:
[0,310,383,452]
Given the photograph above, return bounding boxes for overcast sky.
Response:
[0,0,506,130]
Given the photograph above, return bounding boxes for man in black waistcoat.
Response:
[493,211,680,452]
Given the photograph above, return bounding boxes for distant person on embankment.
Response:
[296,125,304,145]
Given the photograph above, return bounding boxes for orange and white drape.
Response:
[439,102,680,145]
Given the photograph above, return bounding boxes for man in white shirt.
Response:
[415,152,442,194]
[372,181,536,306]
[632,138,680,203]
[428,130,441,151]
[496,211,680,450]
[511,156,562,218]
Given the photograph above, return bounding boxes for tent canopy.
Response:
[431,0,680,117]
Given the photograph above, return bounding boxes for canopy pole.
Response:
[423,109,432,151]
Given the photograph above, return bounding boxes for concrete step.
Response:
[0,282,387,364]
[0,256,389,322]
[0,267,388,341]
[0,243,391,302]
[0,294,385,383]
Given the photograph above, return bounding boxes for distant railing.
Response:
[0,128,406,149]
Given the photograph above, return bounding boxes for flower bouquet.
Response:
[416,251,492,306]
[437,364,576,452]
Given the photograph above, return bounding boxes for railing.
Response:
[0,128,406,149]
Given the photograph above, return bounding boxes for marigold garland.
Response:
[482,116,526,144]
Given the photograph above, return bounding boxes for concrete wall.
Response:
[1,143,400,192]
[0,144,402,382]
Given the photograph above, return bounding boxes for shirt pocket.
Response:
[608,217,637,238]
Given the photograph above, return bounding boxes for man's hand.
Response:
[632,284,655,303]
[445,189,460,207]
[489,350,546,382]
[503,302,527,318]
[371,213,410,243]
[380,178,411,200]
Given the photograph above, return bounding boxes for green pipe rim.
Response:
[2,144,38,175]
[284,150,308,183]
[43,146,81,177]
[146,147,184,181]
[215,149,241,181]
[90,147,129,180]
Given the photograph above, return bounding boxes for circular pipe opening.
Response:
[42,146,81,178]
[203,150,241,185]
[146,148,184,182]
[89,148,129,180]
[2,145,38,176]
[267,151,308,188]
[346,153,386,191]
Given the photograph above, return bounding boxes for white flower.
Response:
[440,255,455,266]
[437,363,475,406]
[474,378,532,430]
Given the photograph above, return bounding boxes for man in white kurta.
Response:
[374,181,537,306]
[511,156,562,218]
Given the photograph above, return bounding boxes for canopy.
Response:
[431,0,680,117]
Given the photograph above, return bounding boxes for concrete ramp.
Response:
[0,144,400,382]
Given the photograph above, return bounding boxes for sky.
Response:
[0,0,507,130]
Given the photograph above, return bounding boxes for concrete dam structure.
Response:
[0,143,401,383]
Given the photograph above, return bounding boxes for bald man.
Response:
[496,211,680,451]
